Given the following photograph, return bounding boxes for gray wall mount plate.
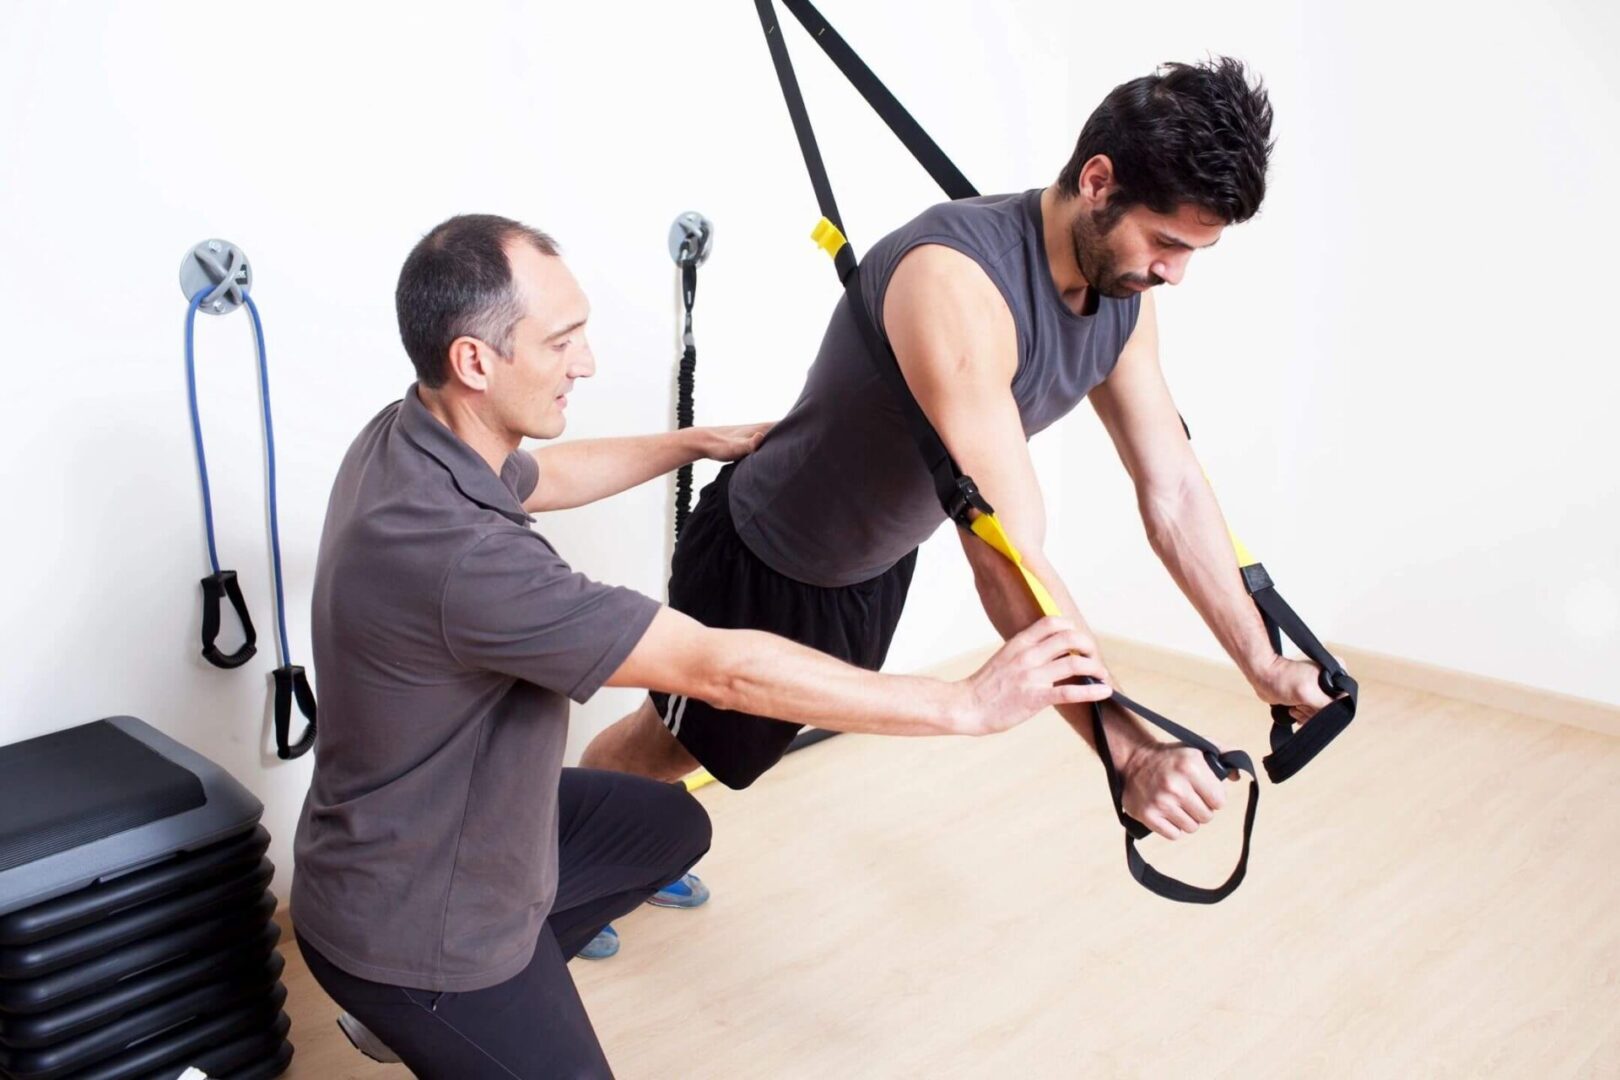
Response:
[668,212,714,267]
[179,239,252,315]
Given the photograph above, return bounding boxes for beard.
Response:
[1071,208,1163,299]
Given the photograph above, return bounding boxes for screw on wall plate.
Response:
[179,239,253,315]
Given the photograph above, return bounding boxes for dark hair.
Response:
[396,214,559,388]
[1057,57,1274,226]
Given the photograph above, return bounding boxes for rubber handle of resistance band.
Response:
[200,570,258,670]
[272,664,317,760]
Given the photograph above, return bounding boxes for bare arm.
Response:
[523,424,769,512]
[884,246,1143,751]
[884,246,1229,839]
[1088,291,1331,716]
[605,607,1111,737]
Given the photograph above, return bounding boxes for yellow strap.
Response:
[969,513,1063,617]
[1196,464,1259,569]
[811,217,847,259]
[681,768,717,793]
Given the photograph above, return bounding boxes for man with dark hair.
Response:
[584,58,1335,899]
[291,213,1105,1077]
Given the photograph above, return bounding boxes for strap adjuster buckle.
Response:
[946,476,991,524]
[945,475,993,527]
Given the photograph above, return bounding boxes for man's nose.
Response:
[1151,252,1190,286]
[572,344,596,379]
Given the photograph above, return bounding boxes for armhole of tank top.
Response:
[874,234,1028,389]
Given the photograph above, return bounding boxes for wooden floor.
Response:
[278,651,1620,1078]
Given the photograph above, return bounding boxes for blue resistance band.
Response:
[184,287,316,759]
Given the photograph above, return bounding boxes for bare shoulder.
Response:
[888,244,1005,313]
[885,245,1016,383]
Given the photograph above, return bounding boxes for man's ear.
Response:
[445,336,491,392]
[1078,154,1117,207]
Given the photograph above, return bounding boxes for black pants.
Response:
[297,769,711,1079]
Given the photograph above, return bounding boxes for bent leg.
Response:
[548,767,713,956]
[580,696,700,781]
[300,927,612,1079]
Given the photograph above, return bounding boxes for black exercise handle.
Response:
[1093,689,1259,905]
[272,665,316,760]
[1242,563,1359,783]
[200,570,257,670]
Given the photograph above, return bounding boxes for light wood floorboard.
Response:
[277,651,1620,1078]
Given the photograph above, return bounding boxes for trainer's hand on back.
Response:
[956,617,1111,736]
[1117,739,1229,841]
[700,422,773,462]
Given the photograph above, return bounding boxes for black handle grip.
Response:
[272,665,317,760]
[1245,566,1359,783]
[200,571,257,669]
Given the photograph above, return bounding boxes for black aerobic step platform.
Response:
[0,717,292,1080]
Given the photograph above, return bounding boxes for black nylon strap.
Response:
[779,0,979,202]
[839,273,984,523]
[200,570,257,669]
[1093,689,1258,904]
[754,0,850,241]
[272,664,316,760]
[1241,563,1359,782]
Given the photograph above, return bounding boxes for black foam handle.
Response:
[1245,568,1359,784]
[272,665,317,760]
[200,571,257,669]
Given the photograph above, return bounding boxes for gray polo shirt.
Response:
[291,386,660,992]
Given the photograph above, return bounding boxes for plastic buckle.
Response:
[1319,664,1354,698]
[810,217,847,259]
[945,476,993,526]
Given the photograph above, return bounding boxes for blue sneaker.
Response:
[647,872,710,909]
[577,924,619,960]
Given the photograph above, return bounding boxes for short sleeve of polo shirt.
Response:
[503,449,540,503]
[442,529,660,703]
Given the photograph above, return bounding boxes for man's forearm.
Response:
[1141,473,1276,683]
[702,629,966,737]
[528,430,704,511]
[967,536,1153,762]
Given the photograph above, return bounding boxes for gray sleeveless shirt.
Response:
[729,188,1141,587]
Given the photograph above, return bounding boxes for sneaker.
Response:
[337,1011,401,1064]
[647,872,710,909]
[577,923,620,960]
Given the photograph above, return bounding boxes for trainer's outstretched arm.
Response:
[606,608,1110,738]
[523,424,770,512]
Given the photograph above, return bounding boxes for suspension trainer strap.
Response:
[1241,563,1358,782]
[756,0,1353,785]
[754,0,1256,903]
[778,0,978,202]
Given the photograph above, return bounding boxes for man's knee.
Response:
[584,699,701,781]
[655,781,713,869]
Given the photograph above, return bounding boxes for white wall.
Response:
[1047,0,1620,707]
[0,0,1067,899]
[1,0,1615,902]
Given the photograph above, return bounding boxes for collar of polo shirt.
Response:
[396,385,534,525]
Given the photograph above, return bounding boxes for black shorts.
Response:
[650,464,917,789]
